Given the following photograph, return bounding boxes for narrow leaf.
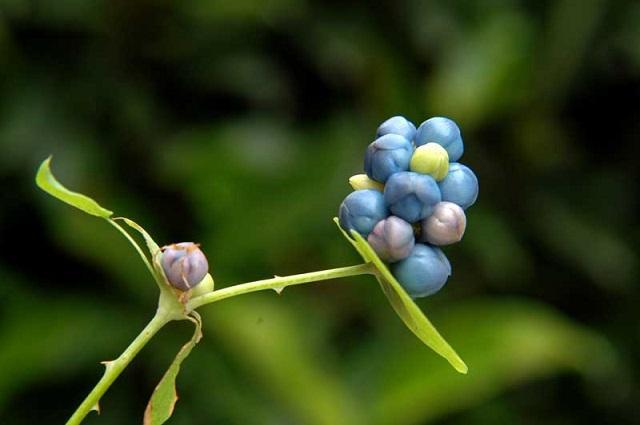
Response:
[119,217,161,257]
[334,218,468,374]
[144,313,203,425]
[116,217,172,291]
[35,156,113,218]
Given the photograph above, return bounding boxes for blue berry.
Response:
[376,116,417,141]
[161,242,209,291]
[415,117,464,161]
[367,216,415,262]
[391,244,451,298]
[438,163,478,210]
[364,134,413,183]
[421,201,466,246]
[383,171,441,223]
[339,189,388,237]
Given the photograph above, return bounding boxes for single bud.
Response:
[421,202,466,245]
[349,174,384,192]
[364,134,413,183]
[376,116,417,141]
[383,171,442,223]
[368,216,415,263]
[415,117,464,161]
[339,189,388,237]
[391,244,451,298]
[161,242,209,291]
[410,143,449,181]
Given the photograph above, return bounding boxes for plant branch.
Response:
[186,262,375,312]
[65,311,173,425]
[65,262,375,424]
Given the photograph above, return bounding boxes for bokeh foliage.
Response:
[1,0,639,423]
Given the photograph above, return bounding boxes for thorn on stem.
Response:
[91,402,101,415]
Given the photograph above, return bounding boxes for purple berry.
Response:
[161,242,209,291]
[420,202,466,246]
[368,216,415,262]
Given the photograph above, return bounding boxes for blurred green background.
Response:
[1,0,639,424]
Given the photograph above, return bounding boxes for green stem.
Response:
[65,311,172,425]
[65,262,374,424]
[186,262,375,312]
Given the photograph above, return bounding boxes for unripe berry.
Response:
[438,163,479,210]
[339,189,388,237]
[376,116,417,141]
[161,242,209,291]
[368,216,415,263]
[391,244,451,298]
[410,143,450,181]
[415,117,464,161]
[383,171,441,223]
[348,174,384,192]
[364,134,413,183]
[421,202,466,245]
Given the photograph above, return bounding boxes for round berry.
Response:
[367,216,415,263]
[376,116,417,141]
[161,242,209,291]
[415,117,464,161]
[391,244,451,298]
[339,189,388,237]
[438,163,478,210]
[364,134,413,183]
[383,171,441,223]
[410,143,449,181]
[420,201,466,246]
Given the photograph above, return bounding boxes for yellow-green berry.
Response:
[348,174,384,191]
[410,143,449,181]
[191,273,215,297]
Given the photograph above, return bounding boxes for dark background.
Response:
[1,0,639,424]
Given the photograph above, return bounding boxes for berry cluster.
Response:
[339,116,478,298]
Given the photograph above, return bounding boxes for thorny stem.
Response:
[66,262,375,424]
[65,311,172,425]
[186,262,376,312]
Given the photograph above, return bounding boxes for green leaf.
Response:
[35,156,113,218]
[333,218,468,374]
[144,312,203,425]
